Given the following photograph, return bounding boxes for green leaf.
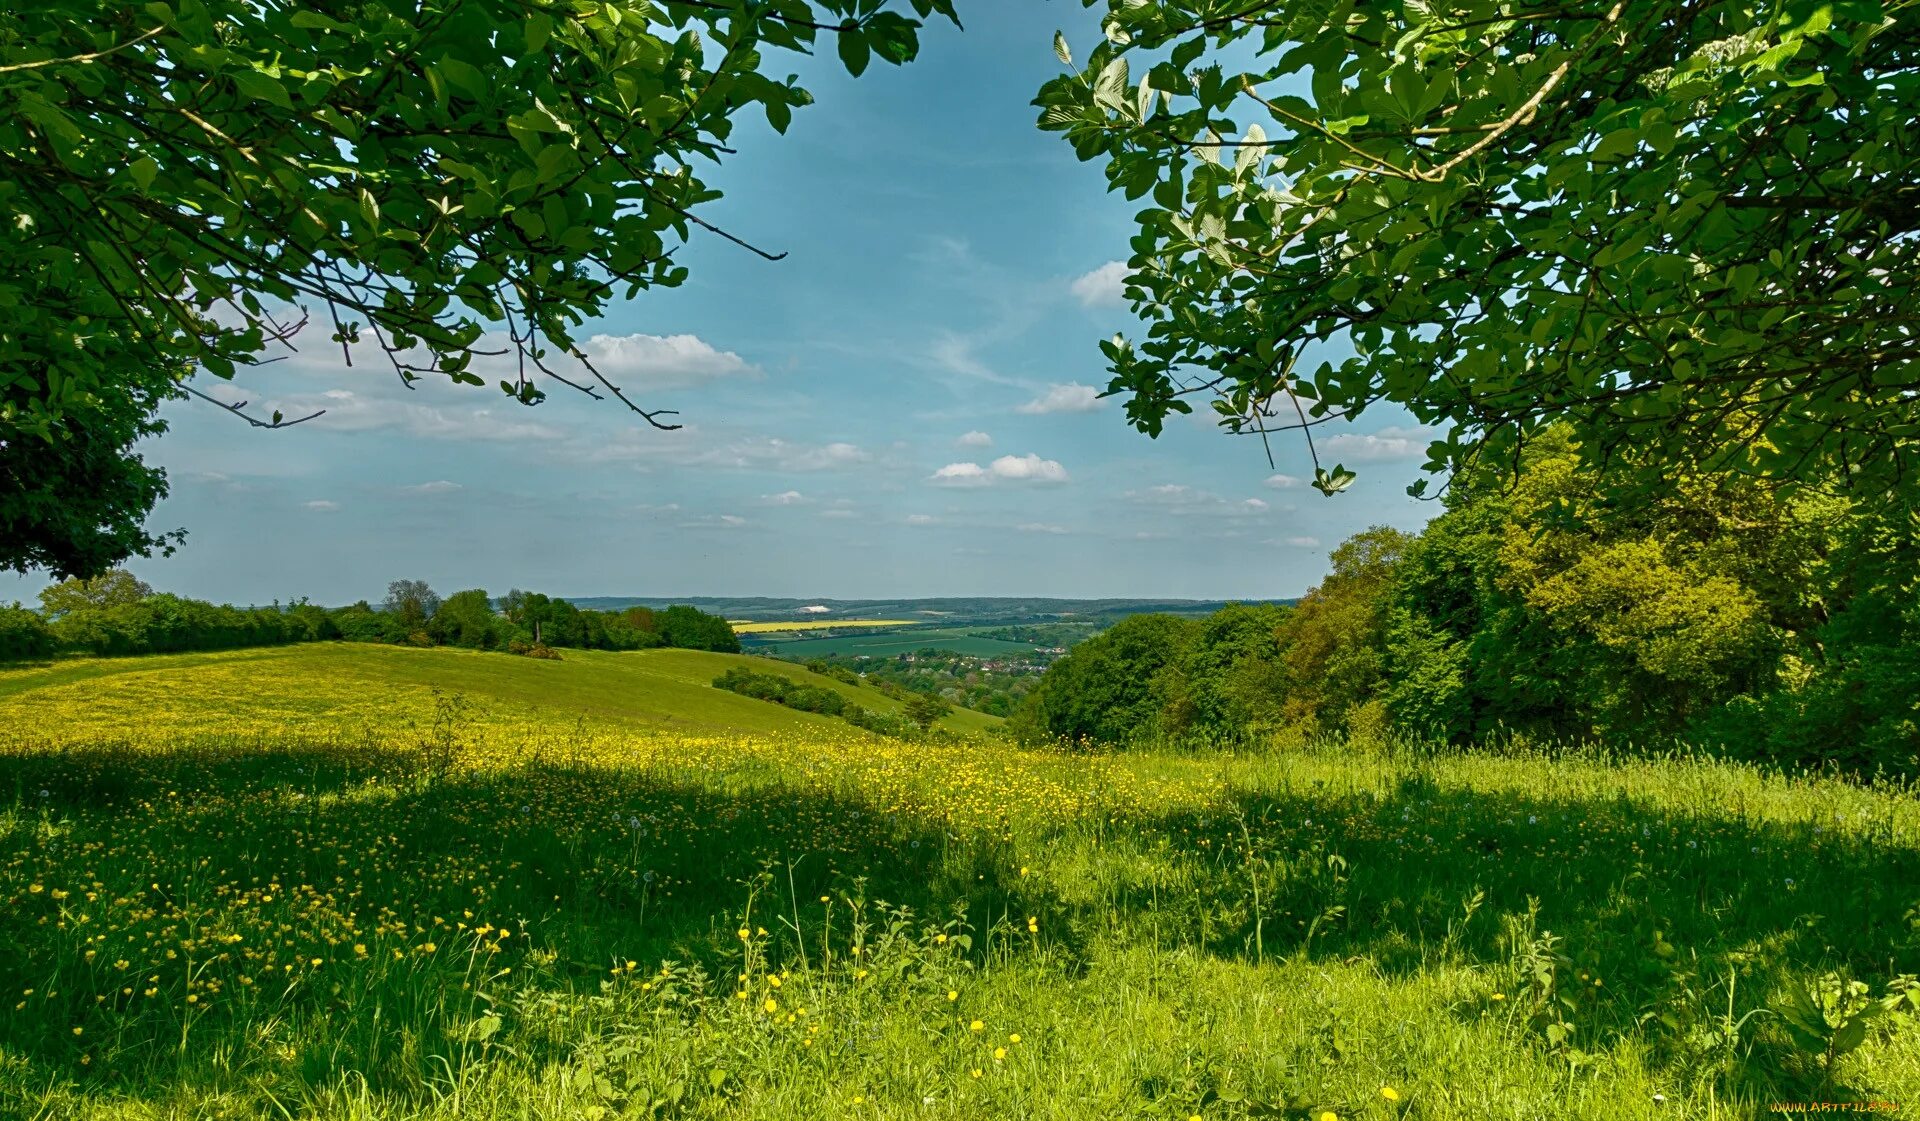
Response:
[231,70,293,110]
[1313,464,1357,495]
[1054,30,1072,67]
[437,57,489,102]
[525,11,553,53]
[288,11,350,32]
[838,29,871,77]
[126,156,159,193]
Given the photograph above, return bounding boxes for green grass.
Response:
[0,643,1002,738]
[741,626,1044,659]
[1,646,1917,1119]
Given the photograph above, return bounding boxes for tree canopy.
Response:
[1,0,957,576]
[1037,0,1920,498]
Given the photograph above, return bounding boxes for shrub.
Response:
[0,604,55,662]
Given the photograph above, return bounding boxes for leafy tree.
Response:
[384,580,440,631]
[2,0,959,576]
[332,600,406,644]
[1037,0,1920,498]
[1010,613,1198,746]
[660,604,740,652]
[1,365,182,578]
[1274,527,1414,732]
[0,604,56,662]
[1378,428,1884,746]
[1178,602,1290,735]
[37,569,153,618]
[428,588,500,649]
[903,691,951,731]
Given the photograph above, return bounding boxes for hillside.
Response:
[0,644,1002,742]
[5,647,1919,1118]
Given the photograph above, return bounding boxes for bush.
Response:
[0,604,55,662]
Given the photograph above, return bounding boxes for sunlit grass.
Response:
[2,646,1916,1119]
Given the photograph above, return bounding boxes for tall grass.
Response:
[1,653,1916,1118]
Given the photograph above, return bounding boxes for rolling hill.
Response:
[0,643,1003,742]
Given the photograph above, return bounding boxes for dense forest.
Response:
[0,574,739,662]
[1012,430,1920,775]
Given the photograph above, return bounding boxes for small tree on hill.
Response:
[904,692,952,732]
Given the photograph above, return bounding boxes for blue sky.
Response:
[9,5,1438,607]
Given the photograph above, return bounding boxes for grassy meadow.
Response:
[2,645,1918,1119]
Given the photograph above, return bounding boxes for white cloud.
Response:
[927,454,1072,486]
[927,332,1024,388]
[956,430,993,449]
[304,500,340,512]
[1124,484,1272,516]
[719,514,747,527]
[1070,260,1129,308]
[1016,522,1069,534]
[680,513,748,528]
[1264,473,1302,489]
[906,514,937,526]
[820,509,858,519]
[401,480,462,495]
[1320,425,1439,463]
[1283,535,1321,548]
[1016,383,1104,415]
[930,462,988,486]
[577,333,754,386]
[247,381,570,443]
[987,453,1069,483]
[763,490,809,505]
[584,433,874,473]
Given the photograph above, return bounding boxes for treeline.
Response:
[710,666,948,738]
[1012,429,1920,775]
[0,573,739,661]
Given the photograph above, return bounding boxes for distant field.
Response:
[729,619,916,634]
[741,625,1046,658]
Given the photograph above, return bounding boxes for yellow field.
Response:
[729,619,916,633]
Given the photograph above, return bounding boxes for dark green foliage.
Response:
[45,594,339,657]
[1041,0,1920,500]
[0,361,181,580]
[428,589,503,651]
[1174,603,1291,736]
[12,579,739,663]
[0,604,55,662]
[1008,435,1918,773]
[2,0,956,574]
[1010,614,1200,746]
[660,605,741,654]
[331,602,407,645]
[711,666,916,738]
[903,692,952,731]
